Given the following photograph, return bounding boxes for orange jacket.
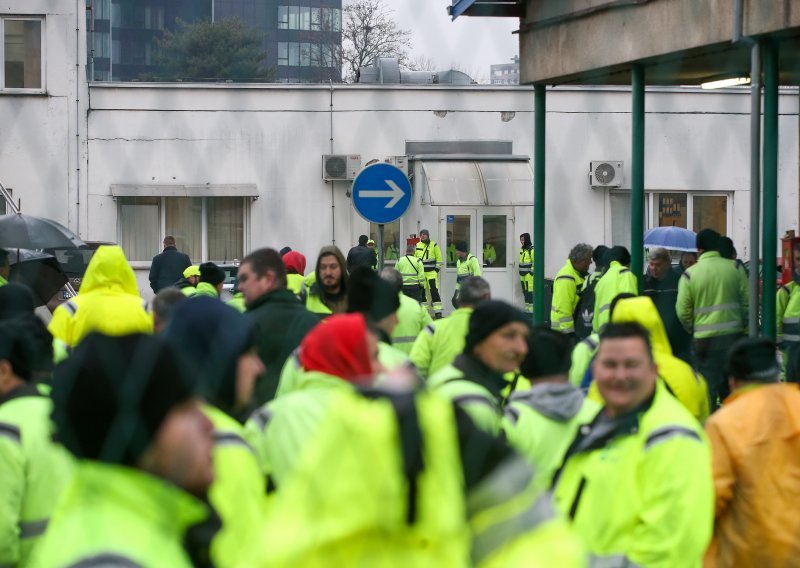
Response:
[704,383,800,568]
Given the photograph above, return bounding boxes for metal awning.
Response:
[419,159,533,205]
[449,0,524,20]
[110,184,258,198]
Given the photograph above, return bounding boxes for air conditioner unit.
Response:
[322,155,361,181]
[384,155,409,176]
[589,161,624,188]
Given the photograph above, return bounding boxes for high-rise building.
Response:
[86,0,342,83]
[489,56,520,86]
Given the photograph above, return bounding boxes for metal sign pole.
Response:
[378,223,385,272]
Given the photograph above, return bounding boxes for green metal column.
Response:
[631,64,645,290]
[533,84,546,324]
[761,40,779,339]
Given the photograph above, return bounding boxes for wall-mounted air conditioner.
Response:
[589,161,624,188]
[384,155,408,176]
[322,155,361,181]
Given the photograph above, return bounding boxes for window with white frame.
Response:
[2,17,43,90]
[118,197,246,263]
[278,5,340,31]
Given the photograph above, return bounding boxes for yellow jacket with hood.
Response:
[49,245,153,353]
[589,296,709,421]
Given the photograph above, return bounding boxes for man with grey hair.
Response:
[151,287,187,334]
[644,247,691,361]
[550,244,593,336]
[410,276,490,377]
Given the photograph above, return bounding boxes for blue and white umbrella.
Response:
[643,226,697,252]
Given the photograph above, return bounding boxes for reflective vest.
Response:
[391,293,432,355]
[48,245,153,353]
[286,273,304,296]
[194,281,219,298]
[409,307,472,377]
[0,388,73,566]
[395,255,425,288]
[482,244,497,266]
[592,261,638,332]
[776,281,800,345]
[676,251,748,339]
[550,260,585,334]
[518,247,533,277]
[227,292,246,313]
[415,240,443,273]
[203,405,265,567]
[29,461,209,567]
[456,254,481,285]
[553,381,713,567]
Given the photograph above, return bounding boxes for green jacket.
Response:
[181,285,198,297]
[194,281,219,298]
[676,251,748,339]
[395,255,425,288]
[29,461,210,568]
[776,280,800,344]
[428,353,510,435]
[415,240,443,273]
[245,288,319,405]
[456,254,482,288]
[409,307,472,377]
[241,389,584,568]
[568,334,598,387]
[286,273,304,296]
[204,405,265,567]
[227,292,246,313]
[503,383,601,488]
[244,371,350,485]
[592,261,638,332]
[482,244,497,266]
[550,260,586,334]
[553,381,713,568]
[391,293,432,355]
[518,247,534,279]
[0,386,73,566]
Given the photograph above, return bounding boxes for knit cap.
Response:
[456,241,469,253]
[725,337,780,383]
[347,266,400,321]
[520,326,573,378]
[52,333,194,466]
[464,300,530,353]
[199,262,225,285]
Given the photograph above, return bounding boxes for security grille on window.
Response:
[2,17,43,90]
[118,197,246,263]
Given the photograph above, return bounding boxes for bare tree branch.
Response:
[342,0,412,83]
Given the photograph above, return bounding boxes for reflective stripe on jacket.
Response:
[29,461,209,567]
[415,240,443,272]
[776,281,800,343]
[550,260,585,334]
[391,293,432,355]
[395,255,425,288]
[409,308,472,377]
[676,251,748,339]
[0,390,74,566]
[518,248,533,276]
[456,255,482,285]
[553,381,713,568]
[592,261,638,333]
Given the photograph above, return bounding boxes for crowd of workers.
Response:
[0,224,798,567]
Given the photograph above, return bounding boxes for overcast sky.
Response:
[385,0,520,83]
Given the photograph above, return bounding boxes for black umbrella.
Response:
[8,250,69,308]
[0,213,85,250]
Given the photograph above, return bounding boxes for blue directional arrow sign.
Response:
[351,163,412,224]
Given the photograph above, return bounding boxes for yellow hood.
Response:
[79,245,140,296]
[611,296,672,357]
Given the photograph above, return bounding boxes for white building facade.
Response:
[2,1,799,310]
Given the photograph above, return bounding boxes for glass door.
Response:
[480,209,514,306]
[440,209,476,315]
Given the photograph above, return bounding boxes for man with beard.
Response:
[304,246,349,317]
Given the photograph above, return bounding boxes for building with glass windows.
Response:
[86,0,342,83]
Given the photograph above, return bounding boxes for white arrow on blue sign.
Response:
[351,163,412,224]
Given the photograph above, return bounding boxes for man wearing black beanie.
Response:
[195,262,226,298]
[346,266,407,374]
[33,333,215,567]
[677,227,748,410]
[428,300,530,433]
[502,327,601,484]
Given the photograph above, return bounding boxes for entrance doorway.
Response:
[439,207,514,314]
